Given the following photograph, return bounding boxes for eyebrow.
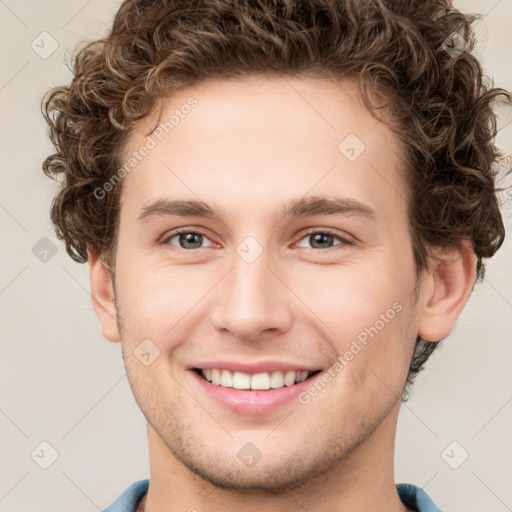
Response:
[137,195,377,223]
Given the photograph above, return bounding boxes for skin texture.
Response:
[88,76,476,511]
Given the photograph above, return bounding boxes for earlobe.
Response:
[417,240,477,343]
[88,249,121,343]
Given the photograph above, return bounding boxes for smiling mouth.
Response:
[193,368,322,390]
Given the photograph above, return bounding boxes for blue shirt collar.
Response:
[103,479,443,511]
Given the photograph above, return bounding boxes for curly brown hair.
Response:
[41,0,510,398]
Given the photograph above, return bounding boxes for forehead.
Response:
[119,76,407,223]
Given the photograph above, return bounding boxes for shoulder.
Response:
[103,479,149,512]
[396,483,444,512]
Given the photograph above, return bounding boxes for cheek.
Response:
[299,260,416,386]
[289,256,410,335]
[115,259,215,347]
[341,300,417,398]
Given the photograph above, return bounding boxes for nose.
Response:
[210,243,293,342]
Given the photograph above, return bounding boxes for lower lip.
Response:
[189,370,321,415]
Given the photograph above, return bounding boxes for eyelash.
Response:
[160,227,353,252]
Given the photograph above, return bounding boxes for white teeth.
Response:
[251,372,270,390]
[283,370,296,386]
[296,370,309,383]
[232,371,251,389]
[269,371,284,388]
[220,369,233,387]
[200,369,314,389]
[211,368,221,385]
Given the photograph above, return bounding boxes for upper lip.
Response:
[190,360,322,374]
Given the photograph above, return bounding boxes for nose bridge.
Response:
[211,238,292,340]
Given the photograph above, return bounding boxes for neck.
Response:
[138,401,411,512]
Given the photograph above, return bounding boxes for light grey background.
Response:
[0,1,511,511]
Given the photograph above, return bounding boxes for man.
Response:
[41,0,509,510]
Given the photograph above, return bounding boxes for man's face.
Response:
[110,76,423,491]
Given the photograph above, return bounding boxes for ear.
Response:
[88,248,120,343]
[417,240,477,342]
